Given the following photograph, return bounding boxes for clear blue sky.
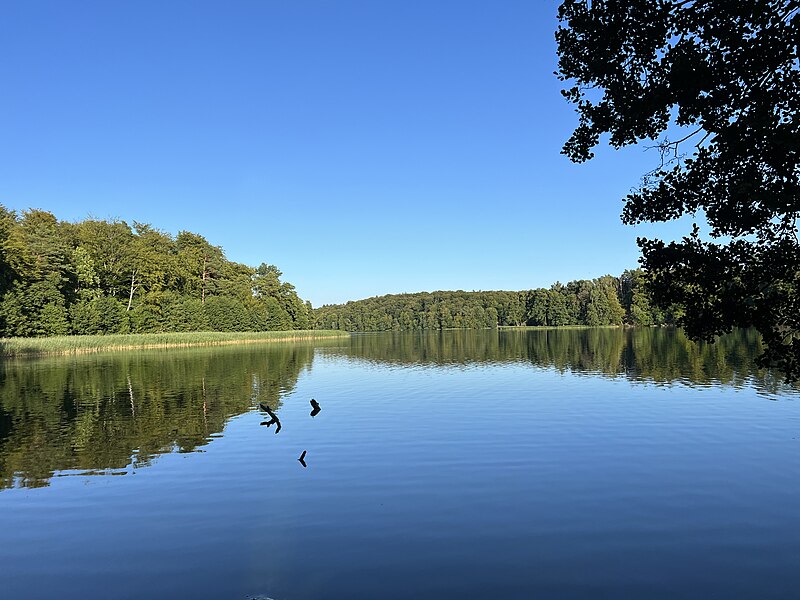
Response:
[0,0,689,306]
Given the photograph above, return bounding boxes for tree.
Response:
[0,277,70,336]
[556,0,800,378]
[204,295,250,331]
[162,295,208,332]
[71,246,101,300]
[528,289,550,326]
[252,263,283,299]
[70,296,128,335]
[252,263,311,329]
[176,231,224,304]
[4,209,72,286]
[262,296,293,330]
[0,205,17,292]
[546,287,572,326]
[126,223,177,311]
[620,269,653,326]
[76,219,134,297]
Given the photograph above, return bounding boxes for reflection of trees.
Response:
[0,343,316,489]
[2,329,791,490]
[327,328,793,394]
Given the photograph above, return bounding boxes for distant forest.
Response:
[0,207,311,337]
[313,272,677,332]
[0,206,675,338]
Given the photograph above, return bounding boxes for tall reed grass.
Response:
[0,330,349,357]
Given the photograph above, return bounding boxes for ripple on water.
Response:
[1,330,799,599]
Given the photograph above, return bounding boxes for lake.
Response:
[1,328,799,599]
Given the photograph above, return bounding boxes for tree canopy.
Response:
[556,0,800,378]
[313,270,673,331]
[0,207,311,336]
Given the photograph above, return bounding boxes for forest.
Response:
[0,205,675,339]
[312,271,675,332]
[0,206,312,337]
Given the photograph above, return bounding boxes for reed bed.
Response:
[0,330,350,357]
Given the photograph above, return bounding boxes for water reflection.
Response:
[326,328,790,393]
[0,343,318,489]
[0,328,792,491]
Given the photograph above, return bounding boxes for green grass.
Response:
[0,330,350,357]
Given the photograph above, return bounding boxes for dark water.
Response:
[1,328,799,599]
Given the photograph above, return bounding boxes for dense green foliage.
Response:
[556,0,800,378]
[0,207,312,336]
[313,271,674,331]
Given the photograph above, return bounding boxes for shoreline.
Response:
[0,330,350,358]
[497,324,629,330]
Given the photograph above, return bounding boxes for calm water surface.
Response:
[1,329,799,599]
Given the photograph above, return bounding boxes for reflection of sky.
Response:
[2,353,800,599]
[319,352,800,399]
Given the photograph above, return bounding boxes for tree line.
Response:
[313,271,676,332]
[0,206,311,337]
[0,206,677,338]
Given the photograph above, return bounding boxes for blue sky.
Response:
[0,0,690,306]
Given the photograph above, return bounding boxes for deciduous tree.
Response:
[556,0,800,378]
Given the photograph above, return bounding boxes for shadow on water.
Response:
[0,328,792,490]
